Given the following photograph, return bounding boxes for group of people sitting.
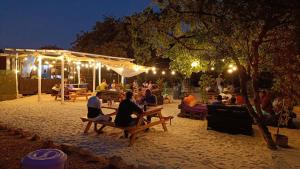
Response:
[87,88,158,138]
[96,79,122,91]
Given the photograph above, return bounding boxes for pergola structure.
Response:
[2,48,150,103]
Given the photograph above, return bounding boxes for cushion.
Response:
[183,95,197,107]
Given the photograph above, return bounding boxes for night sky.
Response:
[0,0,151,50]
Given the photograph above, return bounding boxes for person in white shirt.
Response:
[87,92,111,133]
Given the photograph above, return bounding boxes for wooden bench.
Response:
[80,107,172,146]
[71,92,92,101]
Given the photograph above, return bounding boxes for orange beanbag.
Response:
[183,95,197,107]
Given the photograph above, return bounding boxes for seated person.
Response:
[236,94,245,105]
[229,96,237,105]
[110,79,116,90]
[87,92,112,132]
[219,88,232,102]
[142,89,157,106]
[115,91,143,138]
[96,79,108,91]
[212,95,224,105]
[51,84,60,95]
[141,89,158,124]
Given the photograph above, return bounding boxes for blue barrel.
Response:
[21,149,67,169]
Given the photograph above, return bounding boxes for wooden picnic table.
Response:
[81,105,172,146]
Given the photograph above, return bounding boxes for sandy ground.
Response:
[0,94,300,169]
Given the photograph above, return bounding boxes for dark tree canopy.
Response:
[72,17,134,59]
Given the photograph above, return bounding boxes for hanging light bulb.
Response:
[191,61,199,67]
[171,71,175,75]
[228,69,233,73]
[153,71,157,75]
[211,67,215,71]
[151,67,156,71]
[162,71,165,75]
[232,66,237,71]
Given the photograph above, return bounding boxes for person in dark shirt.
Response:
[115,91,143,138]
[141,89,157,124]
[142,89,157,106]
[212,95,224,105]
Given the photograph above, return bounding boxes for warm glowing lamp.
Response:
[191,61,199,67]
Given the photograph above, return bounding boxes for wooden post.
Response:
[98,62,101,86]
[121,76,125,85]
[38,56,42,102]
[93,62,96,92]
[61,56,65,104]
[15,53,19,98]
[77,63,81,85]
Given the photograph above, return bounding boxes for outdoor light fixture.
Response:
[171,71,175,75]
[134,66,140,72]
[228,69,233,73]
[162,71,165,75]
[191,61,199,67]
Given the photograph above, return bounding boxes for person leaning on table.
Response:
[115,91,143,138]
[87,92,112,132]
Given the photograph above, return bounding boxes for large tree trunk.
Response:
[233,58,277,150]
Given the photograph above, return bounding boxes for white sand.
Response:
[1,94,300,169]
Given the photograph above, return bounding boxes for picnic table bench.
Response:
[80,106,173,146]
[55,88,92,101]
